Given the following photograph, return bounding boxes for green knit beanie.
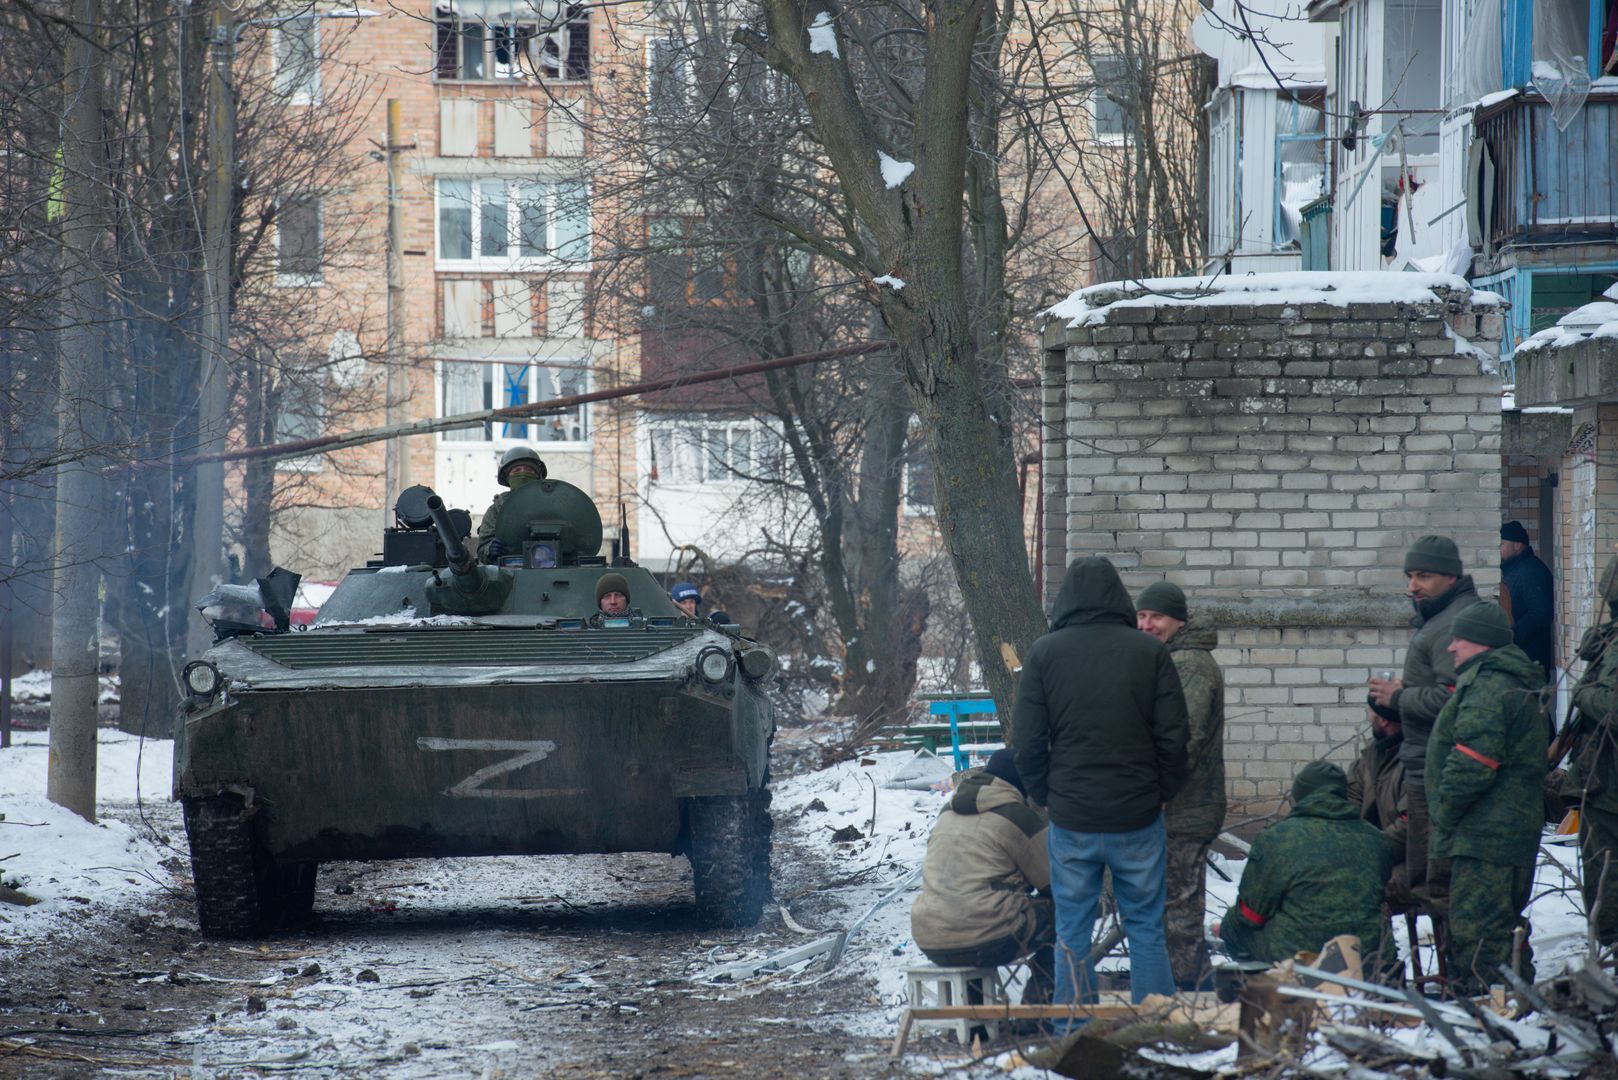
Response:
[1451,601,1512,648]
[1136,580,1188,622]
[1403,534,1463,577]
[1290,760,1348,804]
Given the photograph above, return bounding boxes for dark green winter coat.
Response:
[1426,644,1548,869]
[1219,781,1394,963]
[1163,621,1226,841]
[1013,557,1190,834]
[1567,617,1618,813]
[1397,576,1482,779]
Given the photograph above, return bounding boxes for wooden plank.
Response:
[902,1004,1139,1020]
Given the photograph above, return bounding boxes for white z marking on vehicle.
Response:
[416,737,559,799]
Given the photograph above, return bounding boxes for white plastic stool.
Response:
[904,964,1008,1043]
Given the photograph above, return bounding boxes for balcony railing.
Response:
[1475,90,1618,250]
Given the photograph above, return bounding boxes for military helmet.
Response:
[497,445,548,487]
[1600,554,1618,605]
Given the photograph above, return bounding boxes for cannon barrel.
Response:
[426,494,477,577]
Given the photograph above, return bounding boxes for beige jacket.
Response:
[910,772,1050,951]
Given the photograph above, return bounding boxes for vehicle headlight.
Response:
[696,647,733,685]
[183,660,221,698]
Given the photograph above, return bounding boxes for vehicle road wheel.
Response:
[689,790,772,928]
[183,794,280,939]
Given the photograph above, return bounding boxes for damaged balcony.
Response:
[1475,88,1618,256]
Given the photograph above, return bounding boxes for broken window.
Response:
[276,197,322,282]
[437,178,590,265]
[435,1,588,82]
[274,17,320,102]
[438,360,590,444]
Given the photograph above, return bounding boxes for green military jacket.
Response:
[1163,621,1226,841]
[1567,618,1618,813]
[474,473,541,562]
[1426,644,1548,868]
[1219,789,1393,964]
[1397,576,1481,778]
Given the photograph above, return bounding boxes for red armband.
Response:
[1454,742,1500,770]
[1239,900,1267,926]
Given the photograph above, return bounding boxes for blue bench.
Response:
[925,697,1001,771]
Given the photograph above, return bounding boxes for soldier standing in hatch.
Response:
[1135,580,1225,992]
[1425,602,1548,992]
[1368,535,1481,921]
[1564,555,1618,946]
[476,447,547,563]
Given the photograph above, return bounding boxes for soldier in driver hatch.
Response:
[476,446,547,563]
[595,573,631,616]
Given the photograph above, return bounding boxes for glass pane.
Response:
[552,181,589,261]
[705,427,727,481]
[442,363,490,441]
[730,427,751,475]
[274,19,319,98]
[538,365,588,442]
[517,182,547,256]
[500,363,529,439]
[461,22,486,79]
[676,428,701,481]
[651,430,672,480]
[479,181,508,258]
[439,179,473,259]
[278,198,321,276]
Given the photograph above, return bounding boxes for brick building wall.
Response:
[1514,335,1618,690]
[1041,276,1506,808]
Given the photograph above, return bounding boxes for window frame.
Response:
[436,357,593,449]
[645,415,774,488]
[1089,53,1136,143]
[434,3,591,83]
[273,15,321,104]
[274,195,324,287]
[436,177,591,271]
[902,418,935,516]
[273,379,327,473]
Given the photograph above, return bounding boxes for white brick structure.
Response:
[1040,274,1506,808]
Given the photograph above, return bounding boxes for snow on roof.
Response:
[1047,271,1504,328]
[1227,65,1326,90]
[1516,299,1618,354]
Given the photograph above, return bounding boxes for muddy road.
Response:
[0,740,945,1079]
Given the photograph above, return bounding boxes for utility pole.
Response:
[383,99,412,515]
[48,0,110,819]
[187,0,236,660]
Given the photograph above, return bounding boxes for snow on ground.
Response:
[0,729,174,939]
[1047,270,1504,328]
[0,733,1603,1073]
[7,668,120,704]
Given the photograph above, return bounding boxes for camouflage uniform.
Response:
[1219,762,1394,966]
[1566,556,1618,945]
[1426,643,1547,991]
[1161,621,1225,990]
[474,472,541,562]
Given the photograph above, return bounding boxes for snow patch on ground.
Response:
[878,152,915,189]
[7,669,120,704]
[807,11,839,57]
[1048,271,1504,328]
[0,730,174,940]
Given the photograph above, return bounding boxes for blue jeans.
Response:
[1047,815,1175,1005]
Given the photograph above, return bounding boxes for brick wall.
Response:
[1040,278,1505,809]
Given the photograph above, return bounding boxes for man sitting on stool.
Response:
[911,749,1055,1003]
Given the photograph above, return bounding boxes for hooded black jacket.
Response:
[1012,557,1190,833]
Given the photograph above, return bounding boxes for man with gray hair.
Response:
[1369,535,1481,917]
[1136,580,1225,991]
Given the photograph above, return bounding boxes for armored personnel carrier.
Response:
[175,480,774,938]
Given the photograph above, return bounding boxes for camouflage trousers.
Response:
[1447,857,1534,994]
[1405,778,1451,917]
[1578,804,1618,946]
[1165,834,1213,991]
